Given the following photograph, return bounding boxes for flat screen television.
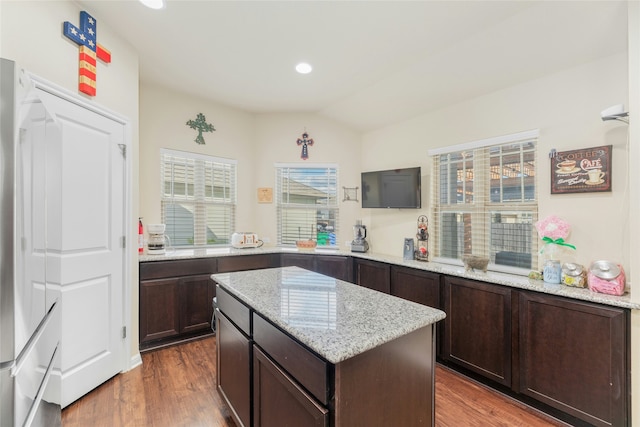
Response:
[361,167,421,209]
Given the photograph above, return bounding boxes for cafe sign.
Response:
[551,145,612,194]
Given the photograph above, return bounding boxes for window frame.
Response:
[429,130,539,275]
[274,163,340,248]
[160,148,237,248]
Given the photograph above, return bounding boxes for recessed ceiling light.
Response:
[139,0,164,10]
[295,63,313,74]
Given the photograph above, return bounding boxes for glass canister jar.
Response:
[543,259,561,284]
[561,263,586,287]
[587,261,625,295]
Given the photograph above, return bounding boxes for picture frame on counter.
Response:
[550,145,612,194]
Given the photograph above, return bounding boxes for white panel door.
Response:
[35,88,126,408]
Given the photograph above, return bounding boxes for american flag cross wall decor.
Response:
[63,11,112,97]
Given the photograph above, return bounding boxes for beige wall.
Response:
[1,1,141,360]
[361,52,629,271]
[362,42,638,422]
[138,88,362,248]
[252,113,362,247]
[139,82,255,230]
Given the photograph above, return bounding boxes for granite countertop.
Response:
[211,266,446,364]
[140,246,640,310]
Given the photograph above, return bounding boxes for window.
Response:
[161,149,236,247]
[275,164,339,247]
[429,130,538,271]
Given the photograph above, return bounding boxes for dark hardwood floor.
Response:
[62,336,563,427]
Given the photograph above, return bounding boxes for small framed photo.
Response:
[343,186,359,202]
[257,187,273,203]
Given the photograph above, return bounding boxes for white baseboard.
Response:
[127,352,142,371]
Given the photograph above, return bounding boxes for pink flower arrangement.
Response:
[535,215,571,240]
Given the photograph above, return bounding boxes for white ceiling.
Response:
[78,1,628,132]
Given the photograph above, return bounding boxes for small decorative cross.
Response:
[296,131,314,160]
[186,113,216,145]
[63,11,111,97]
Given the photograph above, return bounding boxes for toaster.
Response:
[231,232,263,248]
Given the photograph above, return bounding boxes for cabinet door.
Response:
[217,311,252,427]
[354,259,390,293]
[314,255,352,281]
[253,346,328,427]
[390,266,440,308]
[519,292,628,427]
[443,277,512,387]
[139,278,180,345]
[280,253,315,270]
[179,275,215,335]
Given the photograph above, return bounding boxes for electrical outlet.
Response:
[345,240,351,247]
[262,237,270,243]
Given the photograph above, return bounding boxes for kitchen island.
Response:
[212,266,446,427]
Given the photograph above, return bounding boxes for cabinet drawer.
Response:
[216,286,251,336]
[140,258,217,280]
[280,253,315,270]
[217,254,275,273]
[253,313,329,405]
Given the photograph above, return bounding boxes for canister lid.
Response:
[589,260,621,279]
[562,262,583,276]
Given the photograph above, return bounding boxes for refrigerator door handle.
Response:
[22,342,59,427]
[11,299,59,378]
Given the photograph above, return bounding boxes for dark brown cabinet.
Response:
[280,253,316,270]
[518,292,629,427]
[218,287,327,427]
[139,258,217,350]
[215,281,437,427]
[217,310,252,427]
[253,345,328,427]
[139,277,180,343]
[441,276,630,426]
[217,254,277,273]
[353,258,390,293]
[179,275,215,335]
[390,266,441,308]
[280,253,352,281]
[140,252,631,426]
[314,255,352,281]
[140,274,215,349]
[442,276,512,387]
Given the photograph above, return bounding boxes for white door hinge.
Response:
[122,326,127,339]
[118,144,127,158]
[121,236,126,248]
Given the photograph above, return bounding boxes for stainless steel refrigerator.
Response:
[0,58,62,427]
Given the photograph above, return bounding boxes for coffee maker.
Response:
[147,223,170,254]
[350,220,369,253]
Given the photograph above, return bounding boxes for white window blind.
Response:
[275,164,339,247]
[430,131,538,272]
[161,149,237,247]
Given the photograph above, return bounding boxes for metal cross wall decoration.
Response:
[63,11,112,97]
[296,131,314,160]
[186,113,216,145]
